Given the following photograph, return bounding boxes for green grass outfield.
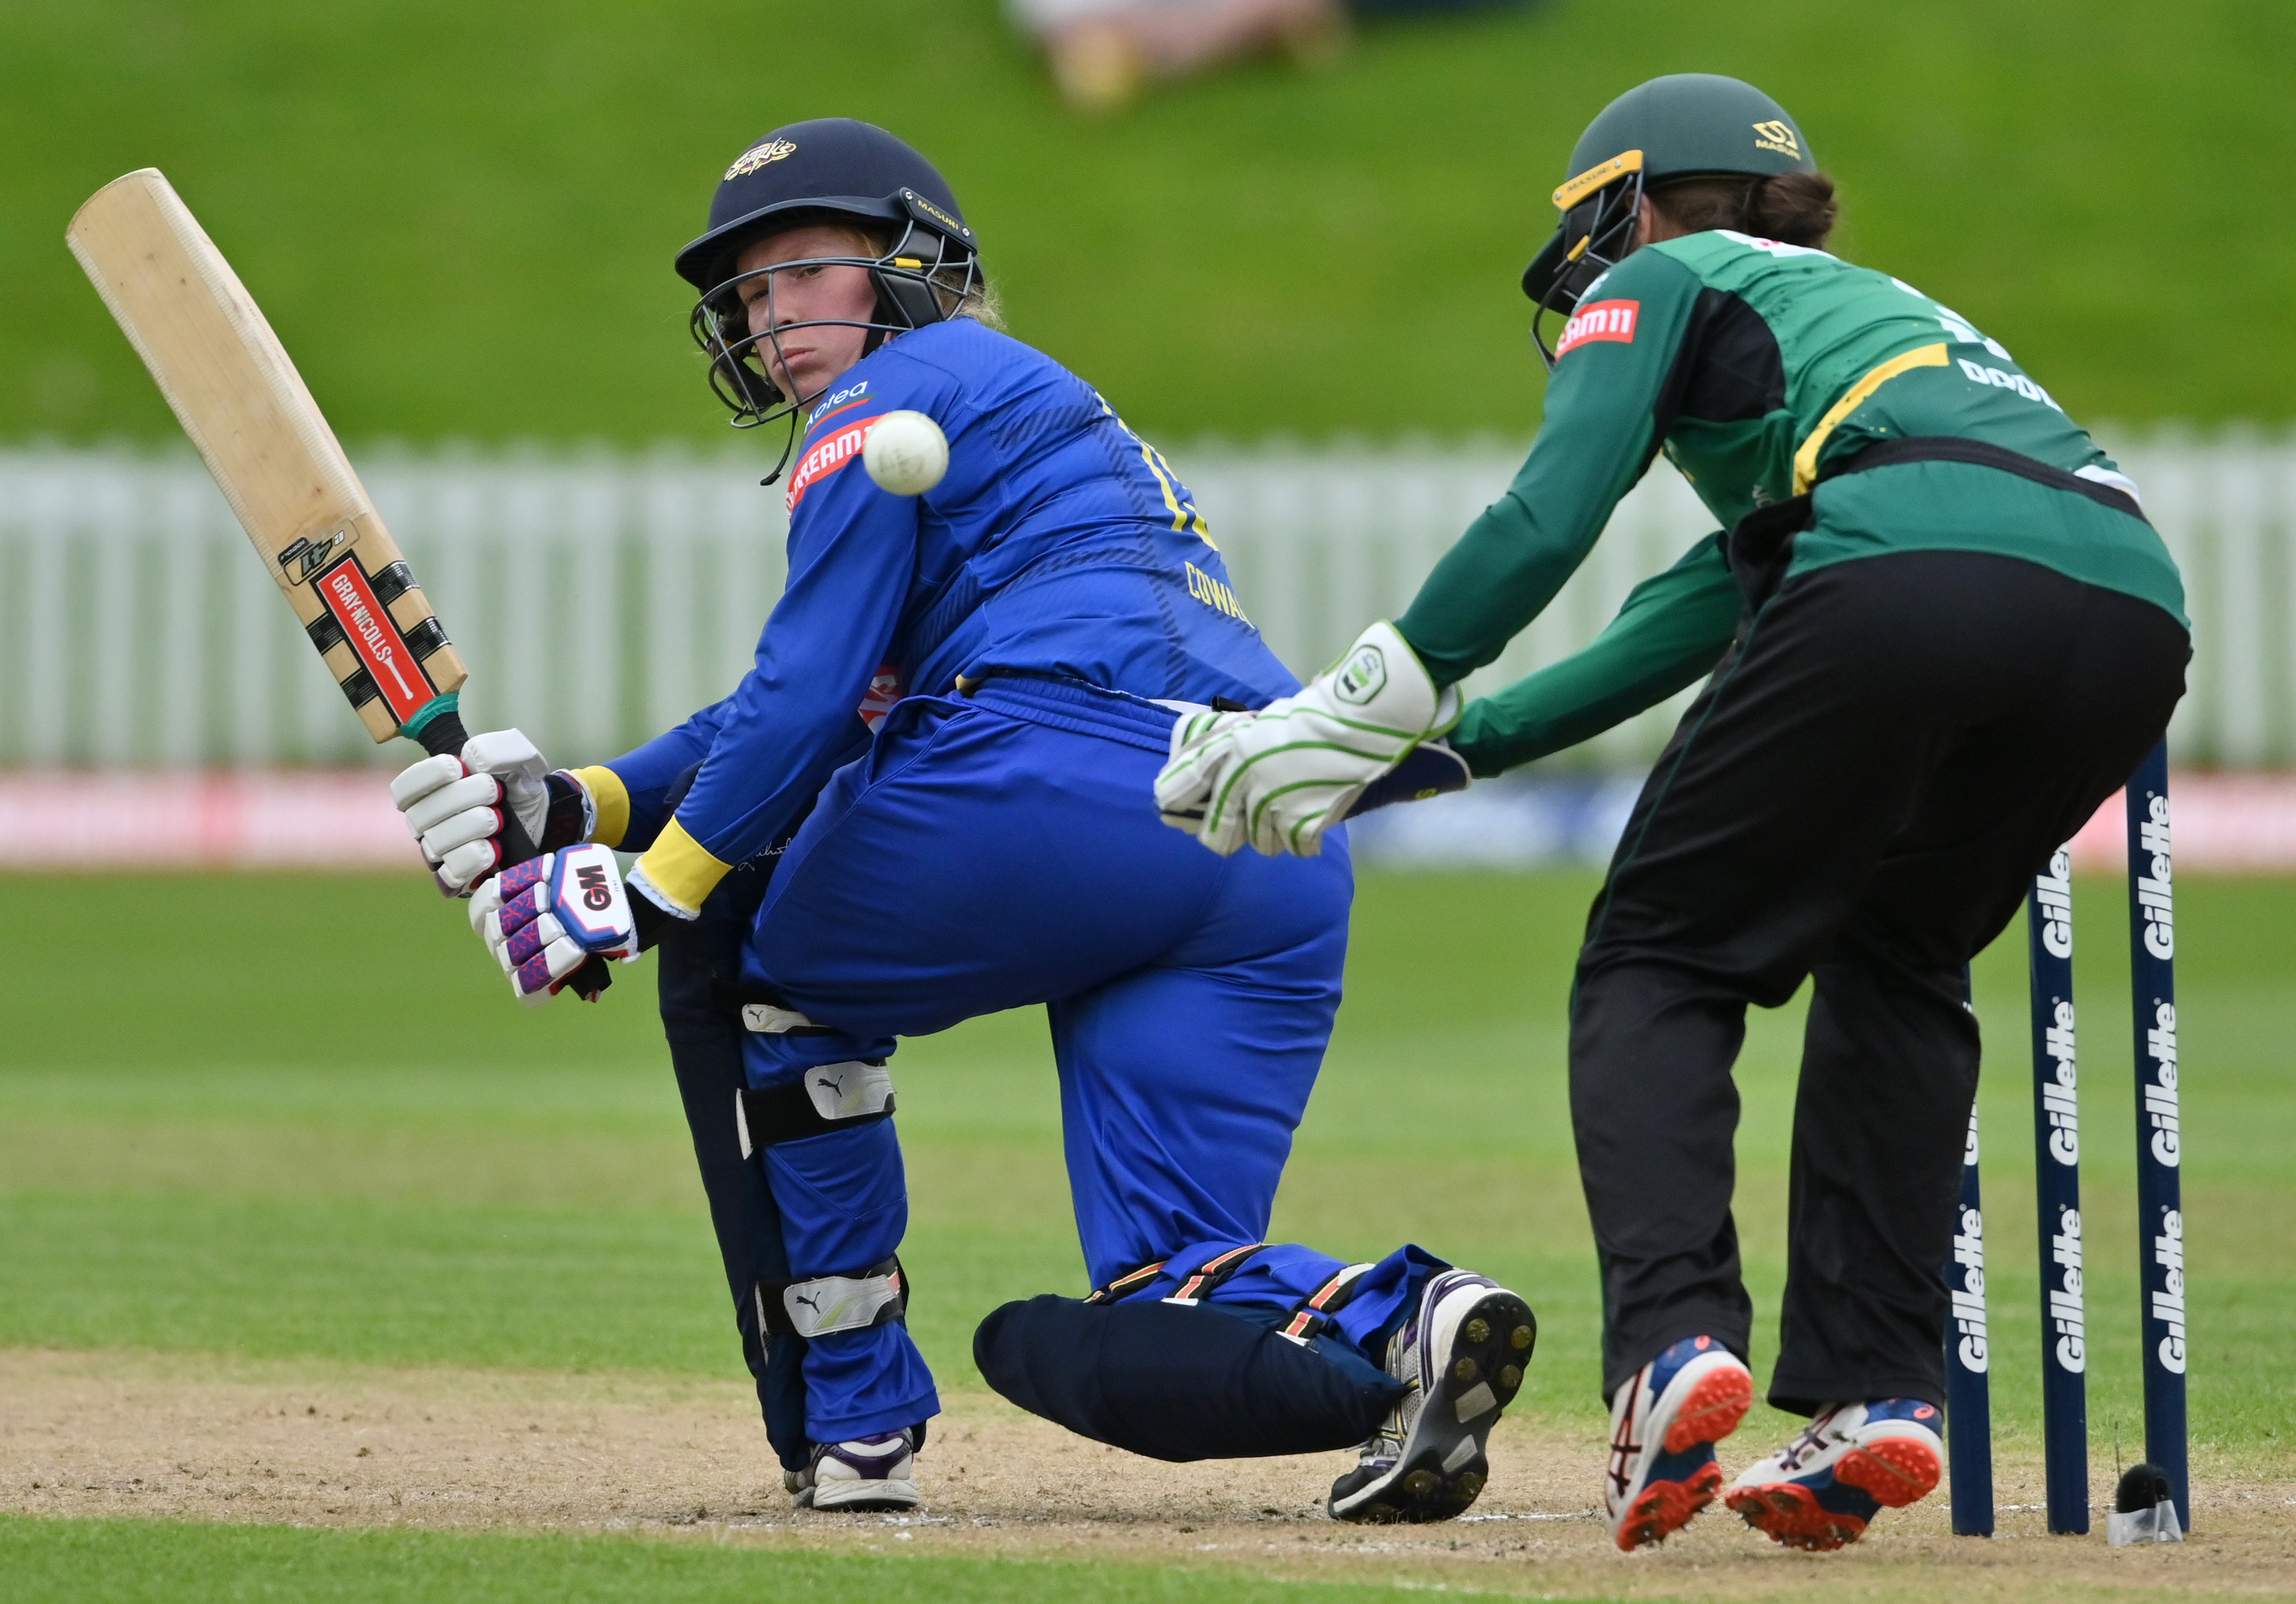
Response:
[6,1,2291,446]
[4,866,2293,1597]
[0,1514,1504,1604]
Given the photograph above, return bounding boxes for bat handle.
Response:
[409,706,544,873]
[409,706,612,1001]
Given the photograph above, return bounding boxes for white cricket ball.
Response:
[863,409,949,497]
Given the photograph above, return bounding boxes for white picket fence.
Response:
[1,432,2289,770]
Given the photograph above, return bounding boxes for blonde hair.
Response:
[839,223,1002,330]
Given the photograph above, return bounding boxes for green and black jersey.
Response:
[1396,230,2187,776]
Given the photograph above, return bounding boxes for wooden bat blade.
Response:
[67,168,467,744]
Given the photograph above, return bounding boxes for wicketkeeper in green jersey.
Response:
[1157,73,2188,1551]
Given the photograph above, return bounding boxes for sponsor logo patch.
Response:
[785,417,879,513]
[275,521,358,583]
[901,188,971,240]
[1554,298,1639,359]
[549,843,632,950]
[726,138,797,180]
[857,663,903,733]
[1334,643,1387,705]
[1751,119,1800,158]
[315,556,433,723]
[576,863,614,912]
[1958,357,2064,412]
[2153,1206,2187,1373]
[810,381,868,423]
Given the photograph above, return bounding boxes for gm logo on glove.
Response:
[577,864,616,912]
[473,843,641,1005]
[552,845,633,948]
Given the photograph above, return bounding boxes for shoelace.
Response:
[1773,1410,1842,1474]
[1606,1386,1646,1499]
[1356,1321,1426,1468]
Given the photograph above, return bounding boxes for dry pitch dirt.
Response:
[5,1348,2292,1600]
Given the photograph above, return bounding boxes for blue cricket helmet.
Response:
[677,119,983,436]
[675,118,975,293]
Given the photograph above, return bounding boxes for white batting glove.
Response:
[390,728,552,892]
[469,844,641,1005]
[1153,622,1460,858]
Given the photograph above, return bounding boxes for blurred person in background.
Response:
[1011,0,1537,113]
[1156,73,2187,1551]
[389,117,1535,1524]
[1014,0,1348,111]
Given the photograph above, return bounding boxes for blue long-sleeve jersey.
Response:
[595,318,1296,913]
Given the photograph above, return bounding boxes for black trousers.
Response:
[1571,551,2187,1412]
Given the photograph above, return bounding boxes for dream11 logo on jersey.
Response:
[1554,299,1639,360]
[785,416,877,513]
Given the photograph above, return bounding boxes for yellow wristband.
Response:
[571,765,630,848]
[634,817,732,916]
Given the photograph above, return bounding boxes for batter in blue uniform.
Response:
[389,120,1530,1522]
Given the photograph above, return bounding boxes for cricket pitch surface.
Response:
[6,1348,2290,1601]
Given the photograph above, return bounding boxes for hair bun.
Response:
[1747,171,1837,248]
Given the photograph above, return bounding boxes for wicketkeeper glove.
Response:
[469,844,645,1005]
[1344,738,1473,816]
[1153,620,1463,858]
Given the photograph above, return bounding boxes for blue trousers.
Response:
[737,676,1418,1442]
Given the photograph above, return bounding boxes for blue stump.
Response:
[1944,1098,1994,1536]
[2126,740,2190,1533]
[2028,847,2088,1535]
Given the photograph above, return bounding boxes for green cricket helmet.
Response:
[1524,74,1815,365]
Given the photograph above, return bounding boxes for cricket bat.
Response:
[67,167,537,867]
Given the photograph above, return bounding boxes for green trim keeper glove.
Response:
[1154,621,1461,858]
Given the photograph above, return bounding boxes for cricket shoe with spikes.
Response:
[1327,1270,1537,1523]
[1604,1335,1755,1551]
[1725,1399,1942,1551]
[790,1428,920,1511]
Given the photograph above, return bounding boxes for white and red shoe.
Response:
[1604,1335,1755,1550]
[1725,1399,1943,1550]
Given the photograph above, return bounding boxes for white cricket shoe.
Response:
[790,1428,920,1511]
[1326,1270,1537,1523]
[1725,1398,1942,1551]
[1604,1334,1754,1550]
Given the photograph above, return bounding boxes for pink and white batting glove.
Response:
[391,729,553,893]
[469,844,641,1005]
